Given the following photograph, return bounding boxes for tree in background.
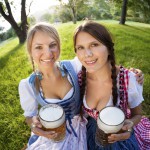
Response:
[59,0,89,24]
[119,0,128,24]
[0,0,32,43]
[40,13,53,23]
[110,0,150,24]
[0,0,149,44]
[57,6,72,23]
[109,0,128,24]
[128,0,150,23]
[28,15,36,26]
[90,0,112,20]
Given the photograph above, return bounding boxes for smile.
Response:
[85,59,97,65]
[41,58,54,62]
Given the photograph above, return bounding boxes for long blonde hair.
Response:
[26,22,61,93]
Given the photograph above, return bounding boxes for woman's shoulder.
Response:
[19,76,31,91]
[19,76,30,84]
[61,57,82,74]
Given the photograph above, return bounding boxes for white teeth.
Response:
[42,59,52,62]
[86,60,96,64]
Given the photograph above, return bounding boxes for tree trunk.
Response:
[20,0,28,43]
[72,7,77,24]
[0,0,28,44]
[16,28,27,44]
[119,0,128,25]
[68,0,77,24]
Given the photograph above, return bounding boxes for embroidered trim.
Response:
[83,106,99,120]
[119,66,131,119]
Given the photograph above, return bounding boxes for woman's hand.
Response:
[129,68,144,84]
[30,116,57,139]
[108,119,133,143]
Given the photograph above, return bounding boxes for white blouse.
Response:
[70,57,144,109]
[19,57,143,117]
[83,71,144,109]
[19,73,74,117]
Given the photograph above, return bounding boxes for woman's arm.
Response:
[129,104,142,126]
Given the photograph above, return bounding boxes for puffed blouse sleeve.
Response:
[18,78,38,117]
[128,71,144,108]
[70,57,82,74]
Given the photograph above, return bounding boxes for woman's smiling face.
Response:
[31,31,60,70]
[75,31,109,73]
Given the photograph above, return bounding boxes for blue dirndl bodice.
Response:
[28,61,81,145]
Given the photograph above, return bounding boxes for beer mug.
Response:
[39,104,66,142]
[95,106,125,147]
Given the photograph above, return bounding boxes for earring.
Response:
[35,70,43,80]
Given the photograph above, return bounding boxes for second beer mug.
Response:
[95,106,125,147]
[39,104,66,142]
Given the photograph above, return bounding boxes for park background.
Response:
[0,0,150,149]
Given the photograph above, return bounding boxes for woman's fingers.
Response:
[135,73,144,84]
[32,116,42,128]
[42,130,57,139]
[129,68,138,74]
[122,120,134,131]
[108,131,131,143]
[31,125,57,139]
[129,68,144,84]
[108,120,133,143]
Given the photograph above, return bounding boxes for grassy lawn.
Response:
[0,20,150,149]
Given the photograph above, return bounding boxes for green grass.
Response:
[0,20,150,149]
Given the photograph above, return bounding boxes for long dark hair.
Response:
[74,21,118,109]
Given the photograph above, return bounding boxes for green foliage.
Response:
[110,0,150,23]
[0,27,16,43]
[56,6,72,23]
[33,0,149,24]
[0,21,150,149]
[6,27,16,38]
[40,13,53,23]
[128,0,150,23]
[28,15,36,26]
